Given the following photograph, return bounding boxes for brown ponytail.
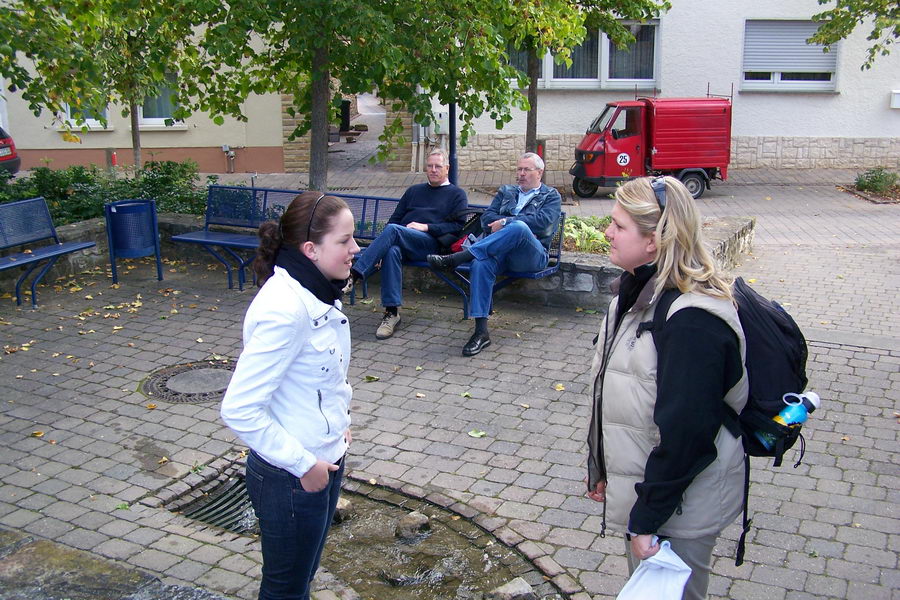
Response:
[252,191,350,286]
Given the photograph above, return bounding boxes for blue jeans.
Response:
[246,451,344,600]
[352,224,439,308]
[467,220,548,319]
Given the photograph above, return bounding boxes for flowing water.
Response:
[321,493,537,600]
[178,474,556,600]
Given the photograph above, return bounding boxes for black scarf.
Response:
[614,263,657,330]
[275,245,345,306]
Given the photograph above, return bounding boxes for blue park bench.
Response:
[171,185,421,291]
[0,197,96,308]
[345,196,566,319]
[171,185,299,290]
[173,185,565,317]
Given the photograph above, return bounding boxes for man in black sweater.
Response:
[350,148,467,339]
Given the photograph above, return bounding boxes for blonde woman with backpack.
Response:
[586,176,748,599]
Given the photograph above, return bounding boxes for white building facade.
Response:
[438,0,900,171]
[5,0,898,174]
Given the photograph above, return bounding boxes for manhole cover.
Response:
[140,360,236,403]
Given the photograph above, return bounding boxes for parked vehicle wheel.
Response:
[680,172,706,199]
[573,177,598,198]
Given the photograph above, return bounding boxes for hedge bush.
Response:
[855,167,899,196]
[0,160,209,225]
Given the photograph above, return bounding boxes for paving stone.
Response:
[1,173,898,600]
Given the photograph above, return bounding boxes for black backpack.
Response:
[645,276,810,565]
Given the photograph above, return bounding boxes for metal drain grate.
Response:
[140,360,236,404]
[181,475,257,534]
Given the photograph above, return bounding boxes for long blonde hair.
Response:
[614,176,733,301]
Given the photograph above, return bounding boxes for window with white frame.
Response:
[508,23,658,90]
[742,20,837,91]
[140,74,181,126]
[65,101,109,129]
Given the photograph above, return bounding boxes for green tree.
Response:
[187,0,528,191]
[0,0,206,167]
[507,0,670,154]
[808,0,899,69]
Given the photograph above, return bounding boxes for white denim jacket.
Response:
[221,266,352,478]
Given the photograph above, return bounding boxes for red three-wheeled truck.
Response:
[569,96,732,199]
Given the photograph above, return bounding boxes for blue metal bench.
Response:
[347,194,565,318]
[0,197,96,308]
[171,185,301,290]
[175,186,565,317]
[401,212,566,318]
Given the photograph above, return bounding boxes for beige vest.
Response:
[590,289,749,538]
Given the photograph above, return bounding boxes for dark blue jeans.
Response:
[467,221,548,318]
[351,223,439,307]
[246,451,344,600]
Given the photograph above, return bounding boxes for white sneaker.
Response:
[375,311,401,339]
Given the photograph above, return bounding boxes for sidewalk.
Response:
[1,166,897,600]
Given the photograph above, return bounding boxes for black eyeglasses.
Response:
[650,177,667,212]
[306,193,326,241]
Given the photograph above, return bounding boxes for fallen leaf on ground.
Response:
[467,429,487,438]
[461,391,472,398]
[364,375,380,382]
[146,403,157,410]
[158,456,169,465]
[519,403,530,409]
[415,393,426,398]
[554,383,565,391]
[30,431,44,438]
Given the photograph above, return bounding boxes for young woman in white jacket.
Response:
[221,191,359,600]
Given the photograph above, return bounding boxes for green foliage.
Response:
[138,161,206,214]
[855,167,899,195]
[809,0,899,69]
[0,0,208,163]
[564,216,611,254]
[0,161,206,225]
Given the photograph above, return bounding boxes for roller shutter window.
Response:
[742,20,837,91]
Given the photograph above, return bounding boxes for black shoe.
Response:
[462,332,491,356]
[427,254,455,271]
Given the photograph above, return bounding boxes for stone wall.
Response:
[731,136,900,169]
[452,133,900,172]
[384,106,414,172]
[281,94,311,173]
[453,134,584,172]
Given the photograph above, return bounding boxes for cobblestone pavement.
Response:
[1,169,898,600]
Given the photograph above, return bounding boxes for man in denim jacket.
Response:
[428,152,561,356]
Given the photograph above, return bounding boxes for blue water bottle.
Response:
[755,391,821,450]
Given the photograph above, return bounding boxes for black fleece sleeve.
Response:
[388,190,410,225]
[628,307,743,535]
[426,187,468,237]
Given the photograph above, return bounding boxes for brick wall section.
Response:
[384,105,413,172]
[281,94,310,173]
[454,133,900,172]
[731,136,900,169]
[455,134,583,172]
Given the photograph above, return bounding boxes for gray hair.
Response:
[428,147,449,166]
[521,152,544,171]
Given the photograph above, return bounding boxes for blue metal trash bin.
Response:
[104,199,163,284]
